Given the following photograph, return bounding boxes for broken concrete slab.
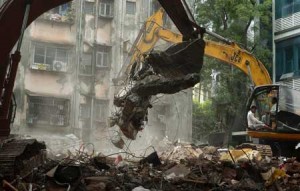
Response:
[164,164,190,180]
[146,39,205,78]
[112,39,204,140]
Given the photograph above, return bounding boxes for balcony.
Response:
[275,12,300,33]
[37,4,75,24]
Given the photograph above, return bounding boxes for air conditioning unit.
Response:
[53,61,67,72]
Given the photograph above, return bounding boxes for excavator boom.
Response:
[157,0,200,39]
[114,7,272,140]
[124,8,271,86]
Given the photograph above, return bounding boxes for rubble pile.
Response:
[1,142,300,191]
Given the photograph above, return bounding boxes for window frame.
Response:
[126,1,136,15]
[93,100,108,122]
[27,96,70,127]
[32,43,69,72]
[80,53,93,75]
[275,0,300,19]
[275,36,300,81]
[84,1,95,15]
[50,3,71,15]
[96,51,109,68]
[99,1,114,18]
[79,104,91,119]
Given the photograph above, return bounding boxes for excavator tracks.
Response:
[0,139,46,181]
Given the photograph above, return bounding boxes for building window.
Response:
[41,3,74,23]
[93,100,108,122]
[96,46,111,68]
[96,52,109,68]
[99,0,114,18]
[126,1,136,15]
[31,43,69,72]
[27,96,69,126]
[84,1,94,15]
[80,104,91,119]
[80,54,92,75]
[51,3,71,15]
[275,36,300,81]
[275,0,300,19]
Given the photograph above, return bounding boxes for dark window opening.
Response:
[84,1,94,15]
[275,36,300,81]
[275,0,300,19]
[126,1,136,15]
[27,96,70,126]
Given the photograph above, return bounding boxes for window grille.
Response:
[27,96,69,126]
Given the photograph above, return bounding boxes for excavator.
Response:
[0,0,297,181]
[120,8,271,86]
[114,1,300,157]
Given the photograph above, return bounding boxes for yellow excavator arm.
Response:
[204,41,272,85]
[124,8,272,86]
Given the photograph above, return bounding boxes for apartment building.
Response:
[10,0,194,151]
[273,0,300,86]
[10,0,143,143]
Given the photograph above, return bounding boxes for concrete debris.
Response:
[146,39,205,79]
[140,151,162,167]
[219,148,262,163]
[159,144,204,163]
[164,164,190,180]
[111,40,205,140]
[2,142,300,191]
[111,74,200,140]
[132,186,150,191]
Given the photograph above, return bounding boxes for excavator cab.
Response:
[247,85,279,130]
[247,85,300,139]
[247,85,300,157]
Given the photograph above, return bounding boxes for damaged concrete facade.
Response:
[12,0,194,149]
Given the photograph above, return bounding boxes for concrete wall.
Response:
[30,20,76,45]
[24,71,74,96]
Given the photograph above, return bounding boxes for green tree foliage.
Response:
[192,100,216,142]
[192,0,272,144]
